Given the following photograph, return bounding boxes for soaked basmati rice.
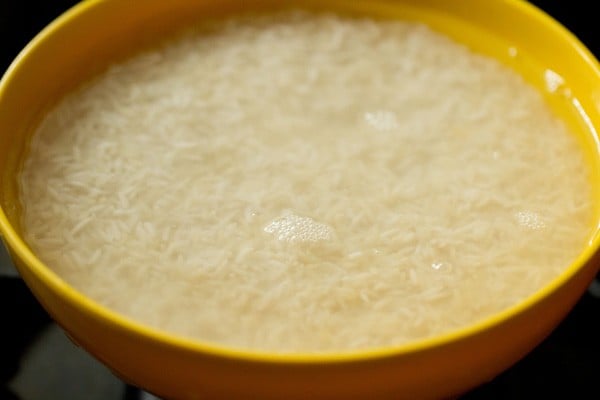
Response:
[19,11,594,353]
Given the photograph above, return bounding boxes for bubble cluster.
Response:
[264,212,335,243]
[364,110,399,131]
[543,69,564,93]
[515,210,546,230]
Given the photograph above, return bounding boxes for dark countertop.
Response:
[1,1,599,399]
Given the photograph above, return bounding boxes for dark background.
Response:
[1,1,599,399]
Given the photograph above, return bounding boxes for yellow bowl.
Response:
[2,0,600,399]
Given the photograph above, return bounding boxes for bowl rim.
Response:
[2,0,600,364]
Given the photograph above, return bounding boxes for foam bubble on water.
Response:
[431,261,452,271]
[544,69,564,93]
[364,110,399,131]
[515,210,546,230]
[264,212,335,243]
[431,262,443,270]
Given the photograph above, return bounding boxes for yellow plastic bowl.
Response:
[2,1,600,399]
